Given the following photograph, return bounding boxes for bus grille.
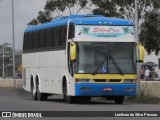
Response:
[93,79,122,83]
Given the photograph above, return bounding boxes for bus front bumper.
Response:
[75,83,136,96]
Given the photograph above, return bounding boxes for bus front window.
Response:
[75,42,136,74]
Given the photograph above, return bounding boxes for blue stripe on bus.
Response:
[25,15,133,33]
[75,83,136,96]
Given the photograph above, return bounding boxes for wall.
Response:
[140,81,160,98]
[0,79,22,88]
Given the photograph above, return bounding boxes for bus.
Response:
[22,15,144,104]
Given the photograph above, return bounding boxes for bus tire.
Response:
[114,96,124,104]
[77,97,91,103]
[66,96,76,104]
[63,81,75,104]
[31,80,37,100]
[37,84,47,101]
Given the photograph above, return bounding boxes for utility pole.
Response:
[3,44,5,79]
[12,0,16,88]
[135,0,141,96]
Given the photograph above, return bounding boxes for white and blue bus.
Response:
[22,15,144,104]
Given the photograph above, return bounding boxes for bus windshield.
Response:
[75,42,136,74]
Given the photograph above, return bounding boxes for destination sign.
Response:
[75,25,134,38]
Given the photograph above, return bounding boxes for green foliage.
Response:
[28,0,88,25]
[44,0,88,14]
[37,11,52,24]
[139,0,160,55]
[140,11,160,55]
[28,11,52,25]
[28,19,39,26]
[90,0,160,54]
[28,0,160,55]
[91,0,136,19]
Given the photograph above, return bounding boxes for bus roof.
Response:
[25,15,133,32]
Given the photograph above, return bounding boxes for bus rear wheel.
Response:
[114,96,124,104]
[37,84,48,101]
[31,81,37,100]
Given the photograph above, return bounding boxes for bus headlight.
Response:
[124,79,136,83]
[75,79,91,83]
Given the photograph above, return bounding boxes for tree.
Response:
[28,0,89,25]
[138,0,160,55]
[28,0,160,55]
[91,0,138,19]
[28,19,39,25]
[28,11,52,25]
[45,0,88,15]
[140,10,160,55]
[91,0,160,55]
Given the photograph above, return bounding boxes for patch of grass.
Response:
[125,94,160,104]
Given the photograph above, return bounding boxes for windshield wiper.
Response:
[92,56,107,75]
[109,55,124,75]
[91,43,124,75]
[92,52,124,75]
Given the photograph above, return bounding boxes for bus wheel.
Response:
[31,81,37,100]
[66,96,76,104]
[77,97,91,103]
[37,84,47,101]
[63,82,75,104]
[114,96,124,104]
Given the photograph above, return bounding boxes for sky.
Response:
[0,0,159,69]
[0,0,90,51]
[0,0,46,50]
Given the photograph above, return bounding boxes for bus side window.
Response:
[39,31,42,49]
[69,24,75,39]
[45,30,49,48]
[43,30,47,48]
[23,34,27,51]
[33,32,38,49]
[48,30,52,48]
[39,31,44,49]
[59,27,64,46]
[52,29,56,48]
[25,33,29,50]
[32,32,36,50]
[63,26,67,46]
[55,28,60,47]
[31,33,34,50]
[28,33,33,50]
[37,32,41,49]
[32,33,35,50]
[59,26,67,47]
[42,31,46,48]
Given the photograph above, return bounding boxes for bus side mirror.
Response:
[137,44,145,63]
[70,42,77,61]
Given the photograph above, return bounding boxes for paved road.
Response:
[0,88,160,120]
